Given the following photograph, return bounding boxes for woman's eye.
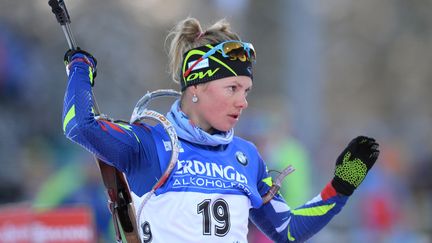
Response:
[228,86,237,92]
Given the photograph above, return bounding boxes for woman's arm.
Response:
[250,182,347,243]
[251,136,379,242]
[62,52,154,173]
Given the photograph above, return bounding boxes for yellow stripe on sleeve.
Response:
[63,105,76,132]
[291,203,336,217]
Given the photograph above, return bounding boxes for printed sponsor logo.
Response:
[162,140,184,152]
[175,160,247,183]
[172,160,251,195]
[163,140,172,151]
[188,58,209,70]
[235,151,248,166]
[0,207,95,242]
[186,68,220,82]
[172,177,252,196]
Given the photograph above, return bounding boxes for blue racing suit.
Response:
[62,55,348,242]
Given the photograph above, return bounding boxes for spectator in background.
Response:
[0,23,28,101]
[265,113,313,208]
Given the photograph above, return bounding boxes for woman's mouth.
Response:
[229,114,239,120]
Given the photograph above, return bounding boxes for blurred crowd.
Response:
[1,0,431,242]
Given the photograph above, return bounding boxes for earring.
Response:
[192,93,198,103]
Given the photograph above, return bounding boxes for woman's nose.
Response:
[235,95,248,109]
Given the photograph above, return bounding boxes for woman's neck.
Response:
[180,100,213,133]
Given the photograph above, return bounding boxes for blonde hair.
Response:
[167,17,241,84]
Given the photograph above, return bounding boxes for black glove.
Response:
[331,136,380,196]
[64,48,97,84]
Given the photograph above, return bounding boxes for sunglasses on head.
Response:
[183,40,256,78]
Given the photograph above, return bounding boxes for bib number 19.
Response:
[197,199,231,237]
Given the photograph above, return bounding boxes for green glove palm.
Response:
[332,136,380,196]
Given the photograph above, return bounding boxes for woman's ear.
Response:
[190,84,200,95]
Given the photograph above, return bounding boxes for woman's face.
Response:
[191,76,252,133]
